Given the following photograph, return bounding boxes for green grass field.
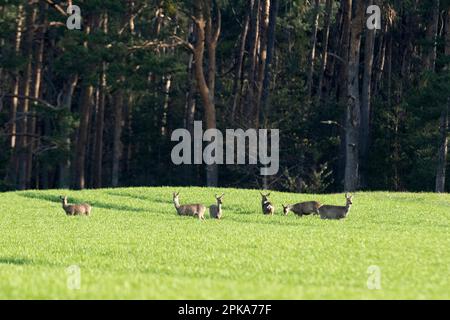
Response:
[0,187,449,299]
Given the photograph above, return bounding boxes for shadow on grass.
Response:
[0,257,32,265]
[223,215,319,228]
[106,190,198,206]
[19,192,148,213]
[106,191,166,203]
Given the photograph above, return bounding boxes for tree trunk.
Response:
[192,0,220,187]
[254,0,270,128]
[16,2,37,190]
[231,13,249,121]
[26,2,47,188]
[360,0,377,188]
[435,102,448,193]
[337,0,352,187]
[338,0,352,102]
[306,0,320,100]
[93,63,106,188]
[317,0,333,105]
[112,88,124,187]
[184,25,197,183]
[245,0,260,126]
[435,9,450,192]
[423,0,439,71]
[58,74,79,188]
[74,84,94,190]
[5,5,24,186]
[344,0,364,192]
[260,0,279,118]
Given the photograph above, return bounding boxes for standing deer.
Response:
[318,193,353,220]
[282,201,321,217]
[260,192,275,215]
[60,196,92,216]
[173,192,206,220]
[209,193,224,219]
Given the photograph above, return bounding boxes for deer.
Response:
[209,193,224,219]
[60,196,92,216]
[318,193,353,220]
[260,192,275,215]
[173,192,206,220]
[282,201,322,217]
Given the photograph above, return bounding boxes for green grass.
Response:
[0,187,449,299]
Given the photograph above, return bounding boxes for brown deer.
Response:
[60,196,92,216]
[282,201,321,217]
[318,193,353,220]
[209,193,224,219]
[260,192,275,215]
[173,192,206,220]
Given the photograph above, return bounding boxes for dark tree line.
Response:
[0,0,449,193]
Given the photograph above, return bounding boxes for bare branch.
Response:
[3,94,62,110]
[42,0,68,17]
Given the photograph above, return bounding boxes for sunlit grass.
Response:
[0,187,449,299]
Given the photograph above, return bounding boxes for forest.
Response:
[0,0,449,193]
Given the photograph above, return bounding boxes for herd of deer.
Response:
[59,192,353,221]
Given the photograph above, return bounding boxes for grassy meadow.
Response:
[0,187,449,299]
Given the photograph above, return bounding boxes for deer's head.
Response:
[215,193,224,205]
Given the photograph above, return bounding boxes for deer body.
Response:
[173,192,206,220]
[318,194,353,220]
[60,196,91,216]
[210,194,224,219]
[283,201,321,216]
[261,192,275,215]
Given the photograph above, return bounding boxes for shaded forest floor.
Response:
[0,187,449,299]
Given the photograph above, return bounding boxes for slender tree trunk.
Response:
[192,0,220,187]
[26,2,47,188]
[59,74,79,188]
[344,0,364,192]
[93,63,106,188]
[246,0,260,126]
[10,5,24,149]
[435,10,450,192]
[73,17,94,190]
[374,18,389,95]
[231,13,249,121]
[74,84,94,190]
[435,102,448,193]
[423,0,440,71]
[184,26,197,183]
[338,0,352,102]
[260,0,279,118]
[306,0,320,100]
[161,75,172,137]
[317,0,333,105]
[254,0,270,128]
[337,0,352,187]
[16,2,37,190]
[112,86,124,187]
[5,5,24,186]
[360,0,377,188]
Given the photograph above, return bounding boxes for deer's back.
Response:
[318,205,347,220]
[64,204,90,216]
[178,204,206,217]
[292,201,321,215]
